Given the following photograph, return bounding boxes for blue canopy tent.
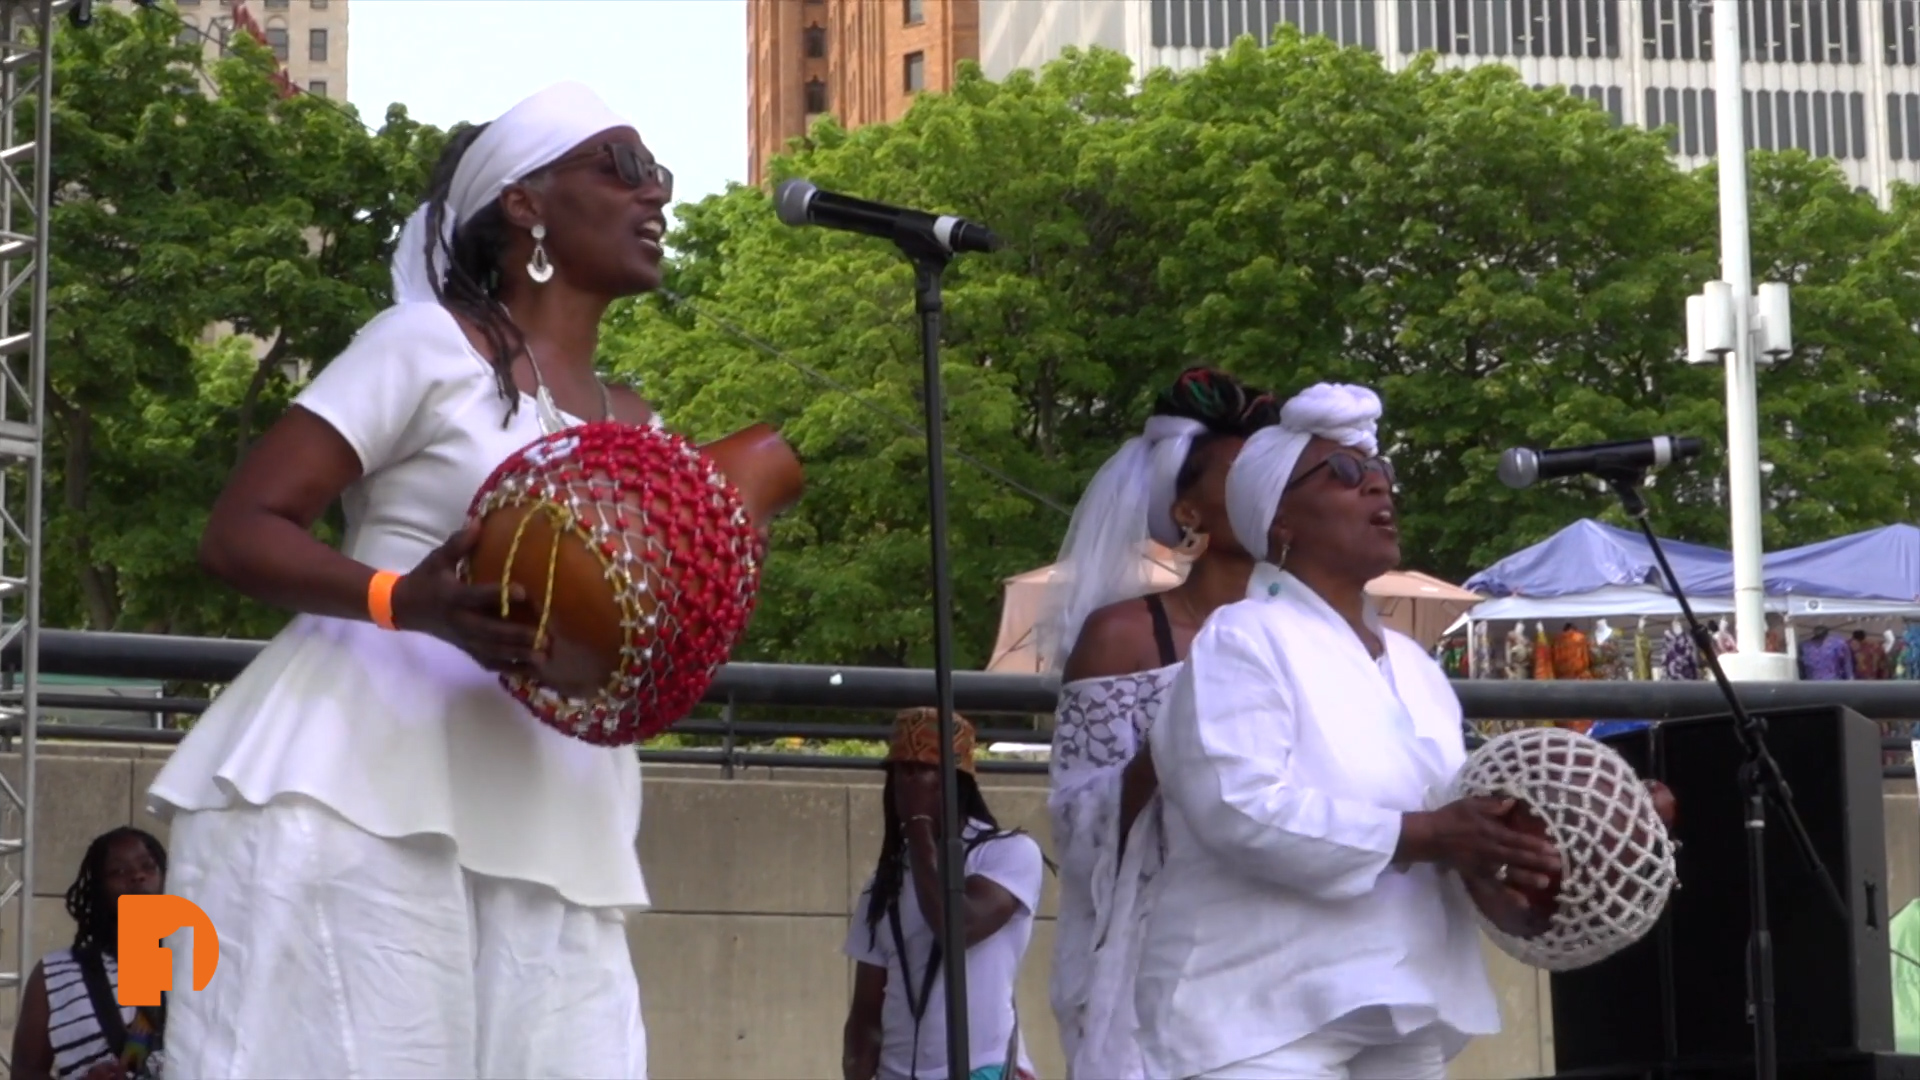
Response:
[1459,519,1740,622]
[1688,523,1920,614]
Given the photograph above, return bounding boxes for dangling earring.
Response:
[1176,524,1210,557]
[527,224,555,284]
[1276,539,1292,569]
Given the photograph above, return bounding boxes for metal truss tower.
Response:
[0,0,58,1052]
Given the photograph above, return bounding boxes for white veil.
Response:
[1035,415,1206,673]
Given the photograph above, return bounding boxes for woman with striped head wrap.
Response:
[1040,367,1280,1080]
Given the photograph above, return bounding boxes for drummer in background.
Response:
[841,710,1044,1080]
[1134,383,1561,1080]
[145,82,667,1078]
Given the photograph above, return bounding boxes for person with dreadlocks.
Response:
[10,827,168,1080]
[841,710,1044,1080]
[144,82,669,1077]
[1039,367,1279,1080]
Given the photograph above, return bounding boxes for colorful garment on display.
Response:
[1438,636,1468,678]
[1471,630,1490,682]
[1533,626,1555,681]
[1633,631,1652,681]
[1902,624,1920,679]
[1662,626,1699,681]
[1591,633,1631,681]
[1552,627,1593,680]
[1504,634,1532,681]
[1852,635,1890,680]
[1798,633,1855,681]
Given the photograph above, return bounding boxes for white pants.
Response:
[1194,1009,1448,1080]
[163,797,648,1079]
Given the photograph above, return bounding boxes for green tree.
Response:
[605,49,1165,668]
[36,7,445,635]
[612,32,1920,675]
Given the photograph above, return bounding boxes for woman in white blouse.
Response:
[147,83,671,1077]
[1135,383,1560,1080]
[1041,369,1279,1079]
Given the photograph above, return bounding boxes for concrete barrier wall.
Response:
[0,743,1913,1080]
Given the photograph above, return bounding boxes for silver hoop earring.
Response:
[527,224,554,284]
[1176,524,1210,557]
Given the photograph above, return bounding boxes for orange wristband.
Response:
[367,571,401,631]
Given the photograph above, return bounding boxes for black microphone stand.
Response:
[1597,462,1848,1080]
[890,220,975,1080]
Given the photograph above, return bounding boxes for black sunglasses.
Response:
[1287,453,1395,492]
[545,142,673,198]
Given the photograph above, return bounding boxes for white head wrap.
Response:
[1035,415,1206,672]
[1224,383,1383,562]
[391,82,634,304]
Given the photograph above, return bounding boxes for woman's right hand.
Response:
[390,523,546,673]
[1399,796,1561,890]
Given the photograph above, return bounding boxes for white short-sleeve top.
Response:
[147,302,650,910]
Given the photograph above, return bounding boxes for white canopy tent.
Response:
[988,546,1479,674]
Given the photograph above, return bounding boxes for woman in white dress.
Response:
[145,83,672,1078]
[1041,369,1279,1080]
[1135,383,1561,1080]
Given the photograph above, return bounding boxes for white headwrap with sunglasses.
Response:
[1225,383,1383,562]
[391,81,634,304]
[1034,415,1208,672]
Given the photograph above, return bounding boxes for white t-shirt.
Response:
[148,302,647,910]
[844,820,1044,1080]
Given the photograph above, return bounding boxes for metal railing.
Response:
[7,628,1920,778]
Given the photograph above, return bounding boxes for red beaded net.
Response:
[464,422,764,746]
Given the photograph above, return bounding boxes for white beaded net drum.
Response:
[1449,726,1679,971]
[460,421,788,747]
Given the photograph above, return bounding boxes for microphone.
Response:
[1498,435,1705,490]
[774,179,1002,255]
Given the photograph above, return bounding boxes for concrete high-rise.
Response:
[748,0,978,185]
[978,0,1920,201]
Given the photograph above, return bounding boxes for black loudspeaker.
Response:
[1540,706,1904,1079]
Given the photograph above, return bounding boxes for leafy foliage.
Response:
[607,32,1920,669]
[36,7,444,634]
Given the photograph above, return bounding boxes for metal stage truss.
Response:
[0,0,58,1059]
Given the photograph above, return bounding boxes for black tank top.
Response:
[1143,594,1179,667]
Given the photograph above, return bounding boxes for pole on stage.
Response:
[770,178,1004,1080]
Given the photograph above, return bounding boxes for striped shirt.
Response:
[42,947,134,1079]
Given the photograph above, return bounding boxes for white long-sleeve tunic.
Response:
[1134,569,1499,1078]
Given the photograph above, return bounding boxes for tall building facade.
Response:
[173,0,349,102]
[748,0,979,184]
[979,0,1920,200]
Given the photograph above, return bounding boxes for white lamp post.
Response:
[1682,0,1797,681]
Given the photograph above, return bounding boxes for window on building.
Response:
[904,50,925,92]
[177,16,198,45]
[1150,0,1374,51]
[309,27,327,62]
[265,0,288,8]
[803,25,826,58]
[177,0,199,6]
[905,0,924,25]
[309,79,328,98]
[1644,0,1861,64]
[311,0,329,7]
[804,78,827,114]
[1891,0,1920,64]
[265,25,289,61]
[1399,0,1619,59]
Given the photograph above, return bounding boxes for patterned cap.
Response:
[887,708,976,775]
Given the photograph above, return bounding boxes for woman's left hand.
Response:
[81,1060,129,1080]
[1462,872,1552,939]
